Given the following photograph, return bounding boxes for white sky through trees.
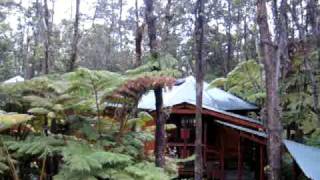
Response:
[8,0,138,30]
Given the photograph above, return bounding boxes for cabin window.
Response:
[181,116,196,127]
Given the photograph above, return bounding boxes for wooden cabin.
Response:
[139,76,267,180]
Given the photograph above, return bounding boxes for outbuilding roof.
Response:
[284,140,320,180]
[215,120,267,137]
[138,76,258,111]
[2,75,24,84]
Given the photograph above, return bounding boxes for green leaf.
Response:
[0,113,33,131]
[27,107,50,115]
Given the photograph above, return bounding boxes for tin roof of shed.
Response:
[2,75,24,84]
[138,76,258,111]
[284,140,320,180]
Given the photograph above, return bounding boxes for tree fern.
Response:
[5,135,65,158]
[0,112,33,132]
[208,59,265,105]
[0,68,178,179]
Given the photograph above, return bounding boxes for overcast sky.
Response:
[7,0,137,30]
[6,0,276,38]
[54,0,137,23]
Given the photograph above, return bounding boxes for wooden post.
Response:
[204,122,207,166]
[183,137,187,158]
[237,135,243,180]
[292,161,298,180]
[220,129,225,180]
[259,144,265,180]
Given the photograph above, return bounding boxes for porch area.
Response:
[165,105,267,180]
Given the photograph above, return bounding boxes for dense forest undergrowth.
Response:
[0,66,179,179]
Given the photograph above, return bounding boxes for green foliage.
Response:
[0,112,33,132]
[127,111,153,128]
[126,53,181,78]
[209,77,226,89]
[280,54,320,131]
[0,135,17,176]
[0,22,14,82]
[66,68,126,99]
[208,53,320,150]
[6,135,65,158]
[0,139,10,174]
[125,162,171,180]
[60,141,131,172]
[208,59,265,105]
[0,68,177,178]
[306,128,320,147]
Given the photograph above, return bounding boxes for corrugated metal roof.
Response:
[138,76,258,111]
[2,75,24,84]
[199,103,262,125]
[284,140,320,180]
[215,120,267,137]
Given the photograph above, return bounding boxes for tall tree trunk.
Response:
[50,0,55,70]
[42,0,50,74]
[307,0,320,126]
[135,0,143,67]
[24,35,31,79]
[225,0,232,77]
[243,11,249,61]
[163,0,172,53]
[290,0,303,40]
[194,0,205,179]
[27,30,36,79]
[25,0,40,79]
[118,0,123,50]
[307,0,320,62]
[275,0,289,79]
[256,0,282,179]
[68,0,80,72]
[144,0,166,167]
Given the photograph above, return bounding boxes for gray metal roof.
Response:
[199,103,262,125]
[284,140,320,180]
[2,75,24,84]
[215,120,267,137]
[138,76,258,111]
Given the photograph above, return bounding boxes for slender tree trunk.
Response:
[307,0,320,126]
[290,0,303,40]
[154,87,165,167]
[244,12,249,61]
[194,0,205,179]
[163,0,172,53]
[275,0,289,79]
[144,0,166,167]
[68,0,80,72]
[225,0,232,77]
[135,24,144,67]
[50,0,55,70]
[118,0,123,50]
[26,31,36,79]
[24,35,31,79]
[25,35,33,79]
[42,0,50,74]
[135,0,144,67]
[256,0,282,179]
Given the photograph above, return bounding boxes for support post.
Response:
[204,122,207,167]
[237,135,243,180]
[260,144,265,180]
[292,161,298,180]
[220,129,225,180]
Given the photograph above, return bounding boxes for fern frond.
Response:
[62,141,131,172]
[0,113,33,132]
[6,136,65,158]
